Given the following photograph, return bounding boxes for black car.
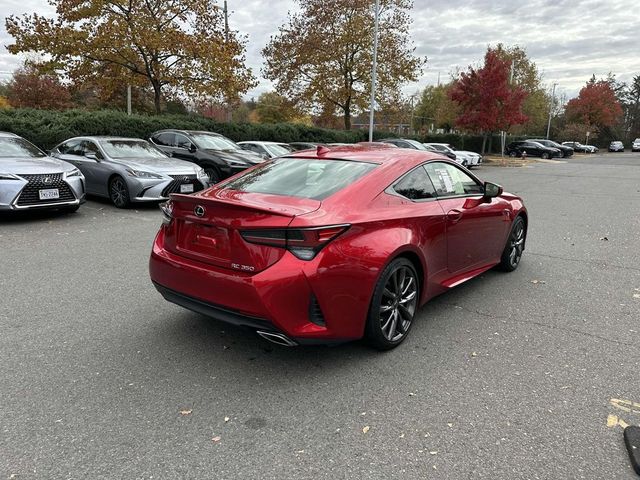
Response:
[149,130,264,183]
[505,141,560,159]
[528,139,574,158]
[288,142,321,151]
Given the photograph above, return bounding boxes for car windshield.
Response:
[190,133,240,151]
[223,158,377,200]
[100,140,168,159]
[265,144,291,157]
[405,139,429,150]
[430,144,454,153]
[0,137,46,158]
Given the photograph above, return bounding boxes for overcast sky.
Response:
[2,0,639,101]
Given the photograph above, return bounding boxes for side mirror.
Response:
[483,181,503,199]
[85,152,99,161]
[188,144,197,153]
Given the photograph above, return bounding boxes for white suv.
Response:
[632,138,640,152]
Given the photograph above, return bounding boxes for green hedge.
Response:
[0,108,513,154]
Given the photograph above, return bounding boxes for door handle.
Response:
[447,209,463,223]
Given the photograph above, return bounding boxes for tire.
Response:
[558,151,565,158]
[498,216,526,272]
[364,258,419,350]
[509,151,517,158]
[109,175,131,208]
[541,152,549,159]
[204,167,221,184]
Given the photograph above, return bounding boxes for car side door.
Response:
[425,161,511,274]
[54,139,100,195]
[81,140,111,197]
[171,133,198,163]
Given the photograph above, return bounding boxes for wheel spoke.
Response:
[399,290,416,304]
[387,310,398,340]
[383,287,395,299]
[401,276,414,296]
[380,304,394,312]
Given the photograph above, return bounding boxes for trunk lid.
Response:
[165,190,321,273]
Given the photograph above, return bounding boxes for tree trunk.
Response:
[481,133,488,154]
[343,98,351,130]
[151,80,162,114]
[488,133,494,154]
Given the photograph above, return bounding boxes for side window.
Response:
[174,134,192,149]
[152,132,175,147]
[58,139,84,156]
[82,141,103,159]
[393,166,436,200]
[424,162,483,197]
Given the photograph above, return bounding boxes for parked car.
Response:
[51,137,209,208]
[288,142,321,151]
[379,138,436,152]
[0,132,85,213]
[528,139,574,158]
[561,141,598,153]
[150,130,264,183]
[505,141,560,159]
[424,143,482,167]
[609,141,625,152]
[150,145,527,349]
[632,138,640,152]
[238,141,293,159]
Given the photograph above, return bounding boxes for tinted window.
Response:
[153,132,175,146]
[393,166,436,200]
[190,133,239,151]
[58,139,84,156]
[0,137,46,158]
[82,141,104,159]
[174,134,193,149]
[425,162,483,197]
[224,158,377,201]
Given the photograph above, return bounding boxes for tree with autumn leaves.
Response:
[5,0,256,114]
[565,78,623,133]
[449,48,528,153]
[262,0,425,130]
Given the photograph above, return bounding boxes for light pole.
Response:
[368,0,380,142]
[546,82,557,139]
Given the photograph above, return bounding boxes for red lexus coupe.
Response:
[149,145,527,349]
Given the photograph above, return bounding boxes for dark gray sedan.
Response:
[0,132,85,212]
[51,137,210,208]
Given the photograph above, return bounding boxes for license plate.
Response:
[39,188,60,200]
[180,183,194,193]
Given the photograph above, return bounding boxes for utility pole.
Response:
[224,1,232,122]
[368,0,380,142]
[546,82,557,139]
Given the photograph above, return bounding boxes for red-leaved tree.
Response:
[7,63,72,110]
[449,49,528,153]
[565,79,623,131]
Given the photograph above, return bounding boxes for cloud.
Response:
[1,0,639,100]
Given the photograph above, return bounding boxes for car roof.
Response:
[0,131,19,138]
[238,141,282,145]
[286,144,443,166]
[424,142,449,146]
[153,129,223,137]
[63,136,150,142]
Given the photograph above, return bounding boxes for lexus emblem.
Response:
[43,177,52,184]
[182,176,190,181]
[194,205,205,217]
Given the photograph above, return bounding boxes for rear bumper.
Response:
[149,229,366,343]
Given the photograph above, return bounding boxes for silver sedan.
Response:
[0,132,85,212]
[51,136,210,208]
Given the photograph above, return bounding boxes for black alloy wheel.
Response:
[498,216,526,272]
[365,258,419,350]
[541,152,550,159]
[204,167,220,184]
[109,175,131,208]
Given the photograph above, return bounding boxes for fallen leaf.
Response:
[296,449,305,453]
[179,409,192,416]
[408,392,415,396]
[211,436,221,443]
[224,416,230,422]
[530,279,546,284]
[362,426,370,434]
[600,236,609,241]
[447,423,453,428]
[471,352,477,357]
[430,451,438,455]
[399,433,405,438]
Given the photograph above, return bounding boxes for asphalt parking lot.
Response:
[1,152,639,479]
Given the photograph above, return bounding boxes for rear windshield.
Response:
[223,157,377,200]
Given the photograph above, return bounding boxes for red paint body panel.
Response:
[149,145,527,343]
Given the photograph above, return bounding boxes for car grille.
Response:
[16,173,76,206]
[162,175,205,197]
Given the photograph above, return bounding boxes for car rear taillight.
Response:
[159,200,173,225]
[240,225,350,260]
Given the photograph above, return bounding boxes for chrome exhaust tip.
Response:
[256,330,298,347]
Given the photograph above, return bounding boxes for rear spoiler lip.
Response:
[169,193,321,218]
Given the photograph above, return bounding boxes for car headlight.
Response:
[196,167,208,179]
[126,169,163,179]
[65,168,83,178]
[225,159,249,167]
